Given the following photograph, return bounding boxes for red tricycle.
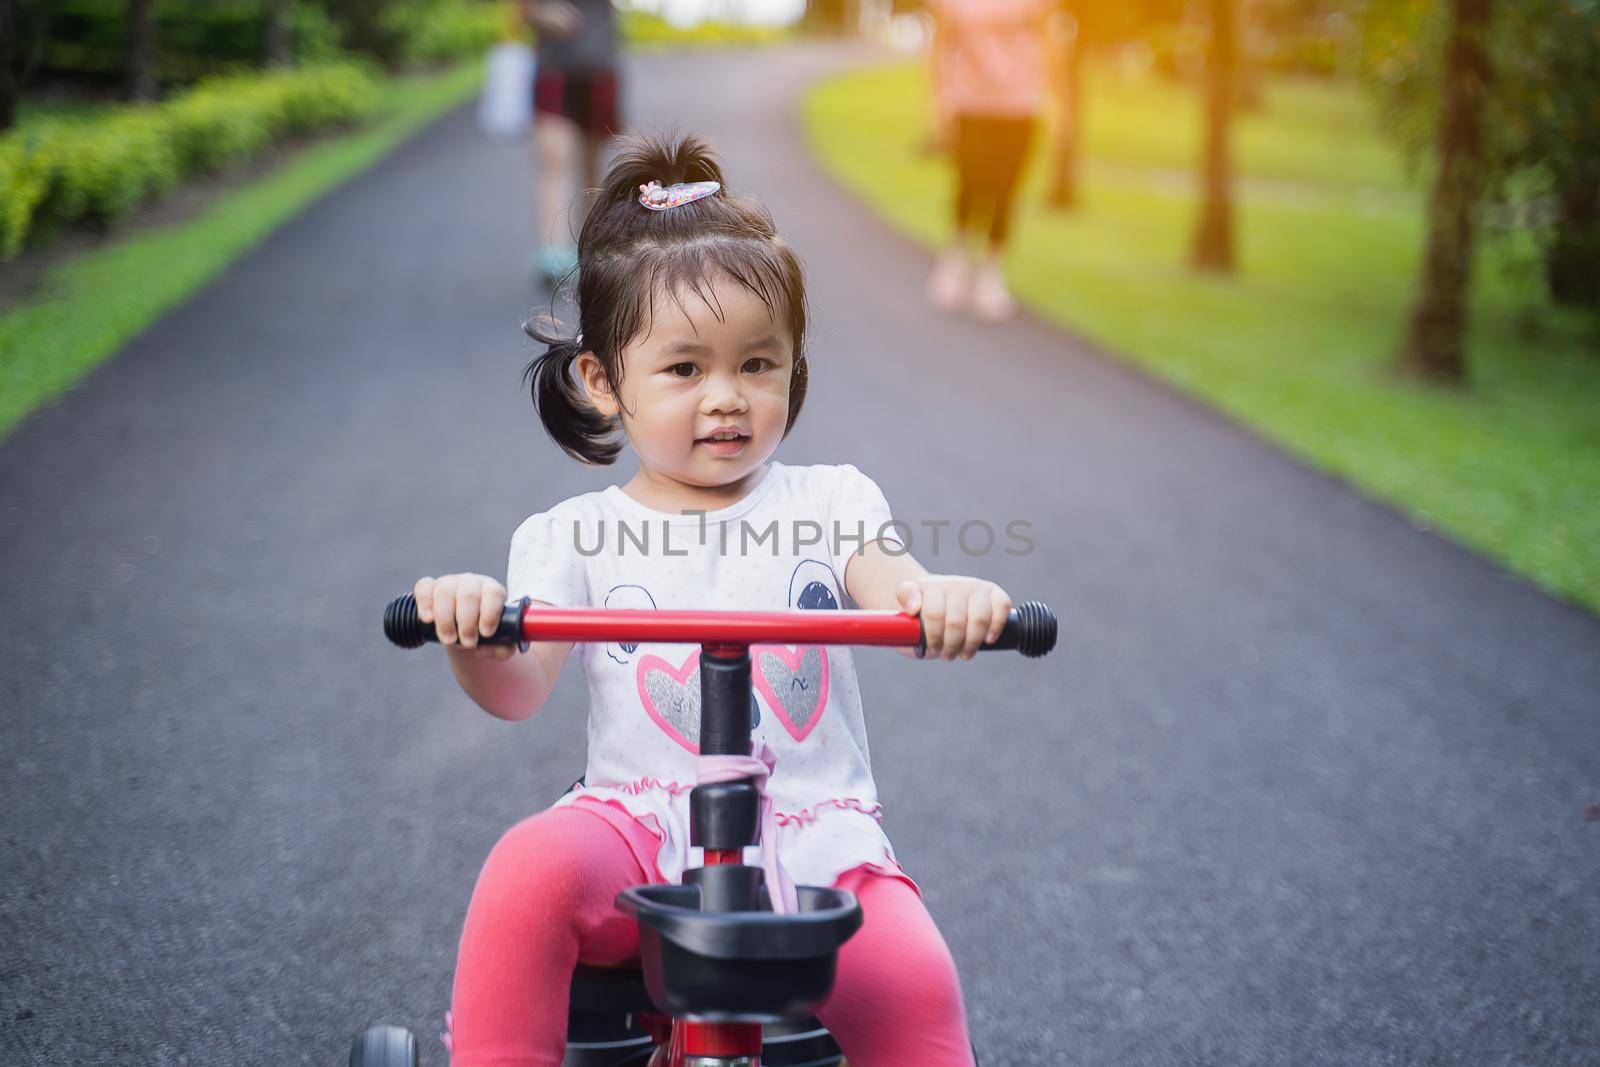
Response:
[351,593,1057,1067]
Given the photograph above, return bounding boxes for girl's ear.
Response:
[575,350,620,418]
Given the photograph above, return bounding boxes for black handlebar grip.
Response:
[383,594,530,651]
[923,600,1056,658]
[1000,600,1057,657]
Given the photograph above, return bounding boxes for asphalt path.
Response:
[3,43,1599,1067]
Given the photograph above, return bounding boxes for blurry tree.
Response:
[5,1,47,109]
[803,0,857,33]
[4,2,340,97]
[1498,0,1600,308]
[1043,0,1194,210]
[1257,0,1357,78]
[1,0,15,129]
[1045,4,1083,209]
[1397,0,1487,383]
[1237,0,1263,110]
[1545,178,1600,308]
[1365,0,1600,316]
[1192,0,1237,272]
[315,0,494,66]
[266,0,293,65]
[127,0,156,99]
[318,0,411,60]
[1052,0,1359,83]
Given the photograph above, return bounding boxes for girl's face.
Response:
[577,273,795,502]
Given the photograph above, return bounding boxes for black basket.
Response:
[616,884,862,1023]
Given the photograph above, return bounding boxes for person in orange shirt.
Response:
[925,0,1057,321]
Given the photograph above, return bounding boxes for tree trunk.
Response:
[127,0,157,102]
[1046,9,1082,210]
[1236,0,1264,113]
[1544,181,1600,308]
[1191,0,1236,273]
[803,0,853,33]
[1399,0,1490,384]
[265,0,293,67]
[0,0,16,132]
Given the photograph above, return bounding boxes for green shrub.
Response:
[45,110,181,226]
[277,62,382,129]
[0,141,54,257]
[164,65,380,173]
[0,63,379,258]
[166,88,278,175]
[383,0,512,67]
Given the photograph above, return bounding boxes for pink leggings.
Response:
[448,800,976,1066]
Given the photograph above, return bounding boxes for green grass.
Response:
[804,61,1600,613]
[0,62,480,439]
[621,10,793,49]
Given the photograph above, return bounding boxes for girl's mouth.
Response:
[696,431,749,456]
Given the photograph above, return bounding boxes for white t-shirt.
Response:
[506,461,913,890]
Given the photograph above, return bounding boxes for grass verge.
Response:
[0,62,480,439]
[803,60,1600,614]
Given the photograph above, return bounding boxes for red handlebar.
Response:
[510,605,923,647]
[384,594,1057,658]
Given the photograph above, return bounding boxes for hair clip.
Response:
[639,180,721,211]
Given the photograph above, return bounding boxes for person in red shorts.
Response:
[520,0,622,289]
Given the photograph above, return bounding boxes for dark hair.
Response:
[522,130,810,465]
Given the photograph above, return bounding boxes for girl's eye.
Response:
[743,358,774,374]
[667,363,698,378]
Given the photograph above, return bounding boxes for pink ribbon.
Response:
[696,738,799,915]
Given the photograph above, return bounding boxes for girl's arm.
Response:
[445,615,574,722]
[843,540,1014,661]
[417,574,574,721]
[843,538,927,612]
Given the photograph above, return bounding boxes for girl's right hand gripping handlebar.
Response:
[382,594,1057,659]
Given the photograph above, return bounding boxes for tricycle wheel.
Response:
[349,1024,418,1067]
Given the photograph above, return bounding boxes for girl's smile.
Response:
[696,425,750,456]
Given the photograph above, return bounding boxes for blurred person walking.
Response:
[924,0,1055,321]
[521,0,622,289]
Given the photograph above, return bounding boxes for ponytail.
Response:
[521,318,621,466]
[590,131,723,223]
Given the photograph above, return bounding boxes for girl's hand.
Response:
[895,576,1014,661]
[413,573,517,662]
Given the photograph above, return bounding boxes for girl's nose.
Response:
[701,369,748,413]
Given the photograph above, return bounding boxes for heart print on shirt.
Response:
[633,559,839,753]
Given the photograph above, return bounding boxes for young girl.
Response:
[414,131,1012,1067]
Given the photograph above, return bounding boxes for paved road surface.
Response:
[3,43,1598,1067]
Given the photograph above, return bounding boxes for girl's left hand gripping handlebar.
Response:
[382,594,1057,658]
[384,594,532,652]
